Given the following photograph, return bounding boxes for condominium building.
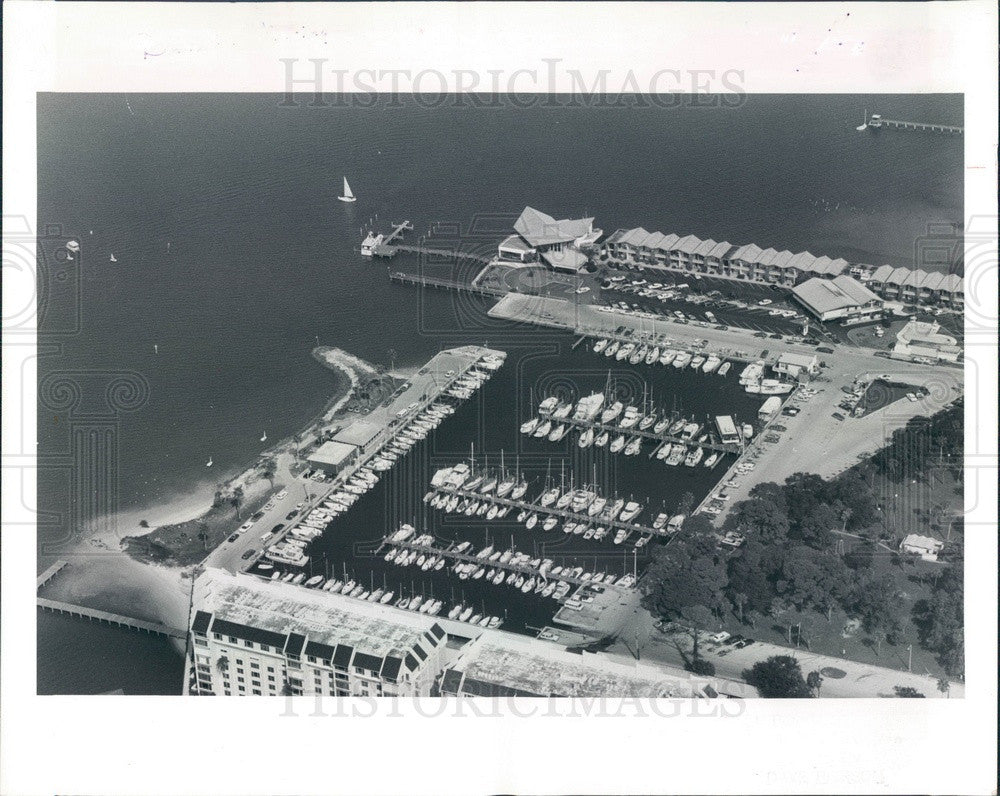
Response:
[189,568,447,697]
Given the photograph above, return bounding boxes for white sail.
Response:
[342,177,354,198]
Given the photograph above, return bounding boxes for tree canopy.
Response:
[744,655,813,698]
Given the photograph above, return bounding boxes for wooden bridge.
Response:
[37,597,186,640]
[868,116,963,135]
[378,536,637,593]
[37,560,69,590]
[389,270,507,298]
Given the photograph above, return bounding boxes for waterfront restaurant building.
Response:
[498,206,602,273]
[189,568,447,697]
[790,275,884,322]
[891,319,962,363]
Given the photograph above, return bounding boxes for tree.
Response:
[260,458,276,489]
[139,519,149,528]
[748,481,788,512]
[732,592,748,624]
[936,678,951,698]
[680,604,717,670]
[746,609,766,630]
[197,522,210,551]
[806,670,823,695]
[795,503,840,549]
[229,486,245,520]
[777,545,853,618]
[641,531,729,621]
[852,574,904,643]
[728,497,790,545]
[676,491,695,516]
[744,655,813,698]
[894,686,925,698]
[726,540,783,614]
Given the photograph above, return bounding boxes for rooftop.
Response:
[308,440,357,467]
[443,634,692,698]
[792,275,881,314]
[195,568,442,660]
[514,206,594,247]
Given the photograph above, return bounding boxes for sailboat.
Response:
[338,177,357,203]
[109,254,118,263]
[260,431,267,443]
[206,457,213,467]
[856,109,868,132]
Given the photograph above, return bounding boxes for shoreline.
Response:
[45,345,391,624]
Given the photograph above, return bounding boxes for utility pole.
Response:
[907,644,912,672]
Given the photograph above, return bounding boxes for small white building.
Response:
[892,319,961,363]
[900,534,944,562]
[774,352,820,381]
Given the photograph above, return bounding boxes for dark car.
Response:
[723,634,745,646]
[817,346,835,354]
[716,325,729,331]
[285,510,298,521]
[735,639,755,649]
[832,412,846,421]
[771,424,787,432]
[271,523,285,534]
[227,533,239,543]
[251,511,265,522]
[782,406,800,416]
[769,333,783,340]
[753,331,768,338]
[241,548,256,560]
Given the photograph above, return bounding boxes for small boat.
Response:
[547,423,568,442]
[673,352,692,368]
[702,355,721,373]
[593,338,609,353]
[609,435,626,453]
[543,515,558,531]
[448,605,463,620]
[653,512,669,530]
[525,512,539,529]
[689,355,706,370]
[305,575,324,588]
[538,396,560,415]
[578,427,595,448]
[563,522,576,534]
[604,340,620,357]
[704,452,720,468]
[645,346,661,365]
[653,417,670,434]
[337,176,357,202]
[459,607,474,622]
[624,437,642,456]
[534,420,553,438]
[659,349,677,366]
[718,361,731,376]
[594,431,610,447]
[520,417,540,434]
[620,500,643,522]
[685,447,705,467]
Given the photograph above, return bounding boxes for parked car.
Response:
[241,548,256,560]
[238,521,253,532]
[276,489,288,499]
[227,533,240,543]
[832,412,846,421]
[817,346,835,354]
[781,406,800,416]
[285,510,298,521]
[251,511,265,521]
[271,523,285,534]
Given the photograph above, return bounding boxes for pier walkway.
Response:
[389,245,492,264]
[379,536,636,594]
[37,598,186,640]
[389,270,506,297]
[429,484,664,539]
[870,117,963,134]
[37,560,69,590]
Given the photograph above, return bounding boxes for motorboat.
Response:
[604,340,620,357]
[609,435,627,453]
[547,423,568,442]
[704,452,720,468]
[520,417,540,434]
[624,437,642,456]
[578,427,595,448]
[685,447,705,467]
[594,431,610,447]
[593,338,609,354]
[620,500,643,522]
[600,401,624,424]
[619,406,641,428]
[538,396,560,415]
[542,516,558,531]
[587,496,607,517]
[533,420,553,438]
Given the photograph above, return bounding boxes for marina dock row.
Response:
[377,535,636,594]
[428,484,668,539]
[529,411,742,455]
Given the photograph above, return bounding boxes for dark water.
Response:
[36,93,962,692]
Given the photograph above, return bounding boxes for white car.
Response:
[757,299,773,306]
[276,489,288,499]
[239,521,253,532]
[575,286,590,294]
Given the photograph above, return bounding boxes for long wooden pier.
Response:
[389,270,507,297]
[37,598,185,639]
[380,536,636,593]
[429,484,663,538]
[869,117,963,135]
[390,245,492,264]
[37,560,69,590]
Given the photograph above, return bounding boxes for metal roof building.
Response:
[791,275,883,321]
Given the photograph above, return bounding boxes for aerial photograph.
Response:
[36,93,966,700]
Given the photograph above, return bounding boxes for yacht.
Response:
[540,486,560,507]
[702,355,722,373]
[624,437,642,456]
[533,420,553,438]
[604,340,620,357]
[593,338,609,354]
[665,445,686,466]
[588,496,607,516]
[685,446,705,467]
[573,392,605,422]
[570,489,597,513]
[645,346,661,365]
[609,434,627,453]
[600,401,624,424]
[620,501,643,522]
[673,351,692,368]
[547,423,568,442]
[689,355,706,370]
[538,396,560,415]
[717,361,732,376]
[616,342,635,362]
[578,427,595,448]
[703,452,720,468]
[594,431,610,447]
[653,416,671,434]
[520,417,540,435]
[619,406,641,428]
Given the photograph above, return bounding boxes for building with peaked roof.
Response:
[791,275,884,321]
[501,206,601,273]
[189,568,447,697]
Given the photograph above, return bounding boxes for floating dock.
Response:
[864,114,963,135]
